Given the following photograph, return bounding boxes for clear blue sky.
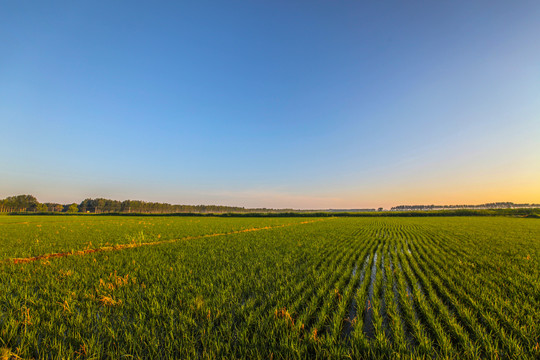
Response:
[1,1,539,208]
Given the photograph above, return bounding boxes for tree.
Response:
[66,203,79,213]
[36,203,48,212]
[3,194,38,211]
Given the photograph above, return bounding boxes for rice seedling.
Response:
[0,216,538,358]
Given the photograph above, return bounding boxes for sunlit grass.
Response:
[0,216,538,358]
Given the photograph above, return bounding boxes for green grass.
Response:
[0,216,539,359]
[0,216,311,260]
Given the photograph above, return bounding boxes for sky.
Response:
[1,1,539,209]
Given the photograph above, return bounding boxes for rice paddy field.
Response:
[0,215,539,359]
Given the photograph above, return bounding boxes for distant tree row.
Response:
[0,194,289,214]
[0,195,78,213]
[391,202,540,211]
[3,195,538,216]
[78,198,252,214]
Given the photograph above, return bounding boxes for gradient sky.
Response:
[1,1,539,209]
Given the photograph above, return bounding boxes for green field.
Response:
[1,216,539,359]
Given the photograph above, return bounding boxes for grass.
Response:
[0,216,538,359]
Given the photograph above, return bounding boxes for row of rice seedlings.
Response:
[235,229,360,350]
[310,228,367,274]
[412,227,535,349]
[395,241,435,355]
[391,242,433,355]
[342,249,374,341]
[280,250,364,352]
[439,237,538,317]
[443,233,540,344]
[396,242,456,357]
[401,229,498,356]
[253,230,357,330]
[432,222,540,296]
[181,226,352,356]
[306,245,365,337]
[328,240,380,344]
[312,252,367,357]
[408,229,521,354]
[284,235,374,346]
[409,230,533,357]
[379,246,392,343]
[269,232,377,357]
[236,239,338,354]
[383,247,408,355]
[239,240,339,340]
[369,242,390,356]
[423,225,539,317]
[349,244,378,351]
[286,247,350,314]
[361,248,378,339]
[398,233,480,358]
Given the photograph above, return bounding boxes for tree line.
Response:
[391,202,540,211]
[0,195,79,213]
[2,195,539,216]
[0,194,290,214]
[78,198,254,214]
